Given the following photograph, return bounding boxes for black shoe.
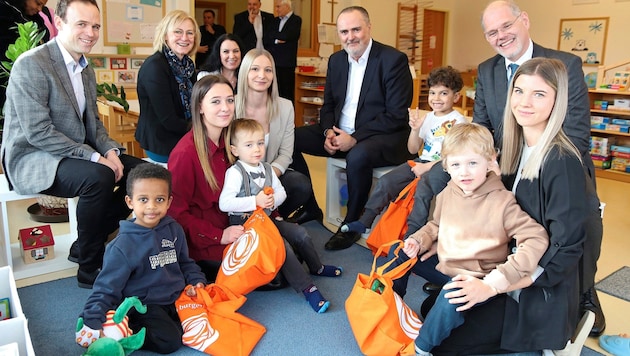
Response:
[67,240,80,263]
[420,291,438,319]
[255,274,287,291]
[286,206,323,225]
[324,230,360,250]
[422,282,442,295]
[77,268,101,289]
[581,287,606,337]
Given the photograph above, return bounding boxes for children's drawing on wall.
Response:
[558,17,608,66]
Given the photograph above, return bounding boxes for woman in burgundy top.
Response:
[168,75,244,280]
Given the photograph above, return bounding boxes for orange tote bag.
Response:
[366,178,419,256]
[345,240,423,356]
[216,207,286,296]
[176,284,266,356]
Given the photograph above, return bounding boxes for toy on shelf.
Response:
[596,60,630,91]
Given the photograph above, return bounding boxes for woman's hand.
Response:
[443,274,498,312]
[221,225,244,244]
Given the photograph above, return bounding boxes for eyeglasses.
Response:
[484,12,522,40]
[172,29,195,38]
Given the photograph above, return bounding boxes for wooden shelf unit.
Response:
[589,89,630,183]
[294,71,327,127]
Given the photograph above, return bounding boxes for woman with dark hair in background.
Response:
[197,33,243,92]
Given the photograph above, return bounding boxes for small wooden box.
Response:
[18,225,55,264]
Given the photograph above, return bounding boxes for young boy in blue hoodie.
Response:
[77,163,206,354]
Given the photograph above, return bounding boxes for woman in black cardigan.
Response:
[429,58,599,354]
[136,10,200,163]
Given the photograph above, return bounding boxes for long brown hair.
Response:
[190,74,234,191]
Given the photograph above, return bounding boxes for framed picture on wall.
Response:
[558,17,609,66]
[130,58,145,69]
[88,56,106,69]
[117,71,136,84]
[97,70,114,83]
[110,58,127,70]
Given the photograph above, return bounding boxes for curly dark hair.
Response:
[126,163,172,197]
[427,65,464,93]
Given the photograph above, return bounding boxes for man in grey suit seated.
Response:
[1,0,143,289]
[404,0,605,337]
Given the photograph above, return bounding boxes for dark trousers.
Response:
[359,158,428,228]
[128,303,183,354]
[41,154,143,272]
[403,163,451,238]
[292,123,399,222]
[276,66,296,103]
[278,169,312,218]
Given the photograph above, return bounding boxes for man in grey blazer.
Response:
[1,0,143,288]
[404,0,605,337]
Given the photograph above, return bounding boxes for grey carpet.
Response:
[595,266,630,302]
[17,221,601,356]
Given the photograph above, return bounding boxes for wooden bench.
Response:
[0,174,77,281]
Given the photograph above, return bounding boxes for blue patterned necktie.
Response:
[508,63,519,82]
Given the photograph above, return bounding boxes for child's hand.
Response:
[185,283,205,297]
[402,238,420,258]
[411,161,434,177]
[255,190,274,209]
[408,107,426,131]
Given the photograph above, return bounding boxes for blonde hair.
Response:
[226,119,264,164]
[190,75,234,191]
[500,57,581,180]
[153,10,201,56]
[235,49,279,123]
[441,123,496,169]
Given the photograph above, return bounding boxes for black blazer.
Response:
[320,41,413,163]
[136,51,192,156]
[473,43,591,158]
[268,13,301,68]
[233,10,274,53]
[500,147,590,351]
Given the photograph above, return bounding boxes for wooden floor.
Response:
[6,155,628,355]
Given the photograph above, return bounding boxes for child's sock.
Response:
[302,284,330,313]
[315,265,343,277]
[340,221,367,233]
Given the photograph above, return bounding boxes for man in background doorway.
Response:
[196,9,226,68]
[268,0,301,102]
[233,0,273,54]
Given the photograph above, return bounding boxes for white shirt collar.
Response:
[347,38,373,64]
[56,40,88,72]
[505,39,533,69]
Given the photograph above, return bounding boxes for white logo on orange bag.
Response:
[393,293,423,338]
[221,228,260,276]
[181,314,219,350]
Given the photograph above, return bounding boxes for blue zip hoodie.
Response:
[80,215,206,329]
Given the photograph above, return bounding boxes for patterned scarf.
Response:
[163,47,195,120]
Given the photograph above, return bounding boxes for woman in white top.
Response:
[234,49,312,219]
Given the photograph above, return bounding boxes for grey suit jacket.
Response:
[1,39,121,195]
[266,97,294,174]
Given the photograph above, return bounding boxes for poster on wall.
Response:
[103,0,165,47]
[558,17,609,66]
